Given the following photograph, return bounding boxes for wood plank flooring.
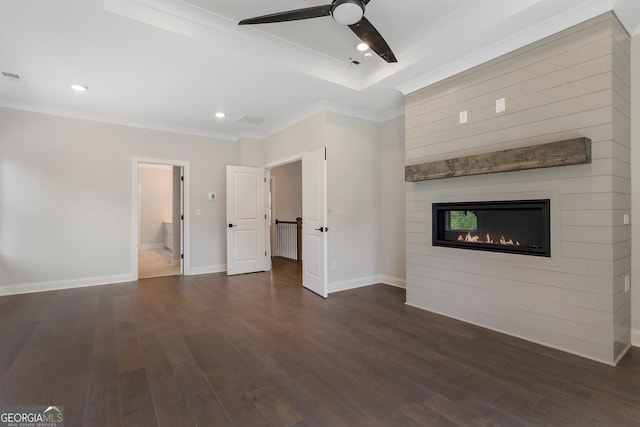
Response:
[1,259,639,426]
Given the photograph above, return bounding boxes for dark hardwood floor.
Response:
[1,258,639,426]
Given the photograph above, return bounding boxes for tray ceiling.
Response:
[0,0,638,139]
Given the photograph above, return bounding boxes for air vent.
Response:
[2,71,21,80]
[236,114,267,125]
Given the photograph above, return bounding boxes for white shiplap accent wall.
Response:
[404,13,631,365]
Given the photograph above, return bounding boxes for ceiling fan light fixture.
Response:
[70,83,88,92]
[332,0,364,25]
[238,0,396,63]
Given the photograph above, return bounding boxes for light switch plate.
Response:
[459,110,468,124]
[496,98,506,113]
[208,192,216,201]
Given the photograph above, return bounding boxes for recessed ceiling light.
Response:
[356,42,369,52]
[215,112,226,119]
[70,84,88,92]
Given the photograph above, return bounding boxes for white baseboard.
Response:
[632,329,640,347]
[0,273,135,297]
[380,275,406,289]
[0,269,404,296]
[614,343,632,366]
[328,274,406,293]
[329,275,380,293]
[188,265,227,275]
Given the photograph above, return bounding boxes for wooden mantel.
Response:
[405,137,591,182]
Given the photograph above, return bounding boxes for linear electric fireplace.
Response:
[432,199,550,257]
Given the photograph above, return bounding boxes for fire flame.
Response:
[457,232,520,246]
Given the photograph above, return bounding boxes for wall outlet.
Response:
[459,110,468,124]
[623,214,630,225]
[208,192,217,201]
[195,208,201,216]
[625,275,630,293]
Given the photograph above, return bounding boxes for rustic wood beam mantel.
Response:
[405,137,591,182]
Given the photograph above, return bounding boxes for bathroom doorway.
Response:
[137,163,183,279]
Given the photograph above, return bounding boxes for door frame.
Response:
[263,153,304,254]
[132,157,191,279]
[263,153,304,268]
[265,152,327,292]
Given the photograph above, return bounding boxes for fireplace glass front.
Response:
[432,199,550,257]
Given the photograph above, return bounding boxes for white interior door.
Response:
[226,165,267,275]
[302,147,328,297]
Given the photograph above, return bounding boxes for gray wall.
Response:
[270,161,302,223]
[0,107,407,296]
[262,112,382,291]
[378,116,406,286]
[404,13,631,365]
[0,108,237,293]
[262,111,406,291]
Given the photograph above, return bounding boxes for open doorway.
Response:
[227,147,326,296]
[137,163,183,279]
[269,161,302,280]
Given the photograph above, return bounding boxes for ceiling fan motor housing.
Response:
[238,0,397,63]
[332,0,365,25]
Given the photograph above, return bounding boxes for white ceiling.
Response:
[1,0,639,140]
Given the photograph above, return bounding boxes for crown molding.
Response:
[0,102,238,141]
[0,99,404,142]
[259,100,404,139]
[614,0,640,36]
[395,0,617,96]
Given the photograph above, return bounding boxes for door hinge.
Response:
[324,147,327,160]
[264,177,267,183]
[181,254,184,259]
[265,251,267,256]
[181,176,184,181]
[181,214,184,220]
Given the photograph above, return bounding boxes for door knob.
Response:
[228,224,237,228]
[315,227,324,232]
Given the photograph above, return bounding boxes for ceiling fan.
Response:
[238,0,397,63]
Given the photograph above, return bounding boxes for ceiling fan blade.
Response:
[349,16,397,63]
[239,5,332,25]
[362,0,373,4]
